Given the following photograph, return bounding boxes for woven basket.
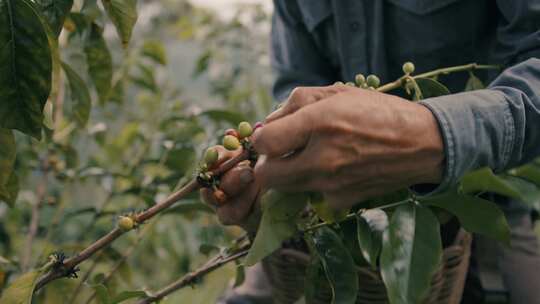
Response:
[261,229,472,304]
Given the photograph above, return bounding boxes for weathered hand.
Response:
[252,85,444,209]
[200,146,261,226]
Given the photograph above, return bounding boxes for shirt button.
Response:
[350,22,360,31]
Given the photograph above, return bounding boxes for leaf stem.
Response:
[377,63,501,93]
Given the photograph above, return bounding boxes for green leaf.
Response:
[199,110,247,126]
[84,23,113,104]
[92,284,110,304]
[0,0,52,139]
[244,190,308,266]
[380,203,442,304]
[304,256,331,303]
[0,271,40,304]
[422,192,510,244]
[310,192,348,223]
[101,0,138,47]
[141,40,166,65]
[461,167,540,208]
[199,243,219,255]
[356,209,388,268]
[110,290,147,303]
[464,73,485,91]
[130,63,156,92]
[233,262,245,288]
[36,0,73,37]
[0,129,16,190]
[0,171,19,207]
[309,227,359,304]
[61,61,91,127]
[415,78,450,99]
[509,164,540,187]
[193,50,211,77]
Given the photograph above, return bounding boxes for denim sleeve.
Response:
[271,0,335,101]
[417,0,540,193]
[420,58,540,192]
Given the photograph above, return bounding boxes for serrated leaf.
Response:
[142,40,166,65]
[244,190,308,266]
[422,192,510,244]
[310,193,348,223]
[461,167,540,209]
[84,23,113,104]
[415,78,450,99]
[464,73,484,91]
[101,0,138,47]
[0,271,39,304]
[36,0,73,37]
[61,61,91,127]
[0,0,52,139]
[356,209,388,268]
[380,203,442,304]
[309,227,358,304]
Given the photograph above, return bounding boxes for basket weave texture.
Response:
[262,229,472,304]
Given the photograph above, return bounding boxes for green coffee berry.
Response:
[366,74,380,88]
[223,135,240,150]
[345,82,355,87]
[118,216,134,231]
[355,74,366,86]
[238,121,253,138]
[204,147,219,166]
[403,62,415,74]
[334,81,344,85]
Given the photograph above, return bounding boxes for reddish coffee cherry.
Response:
[225,128,240,138]
[204,147,219,166]
[238,121,253,138]
[223,135,241,150]
[403,62,415,74]
[214,189,227,205]
[118,216,134,231]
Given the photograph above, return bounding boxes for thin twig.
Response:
[34,149,250,291]
[377,63,500,93]
[137,244,251,304]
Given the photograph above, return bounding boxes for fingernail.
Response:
[239,169,254,185]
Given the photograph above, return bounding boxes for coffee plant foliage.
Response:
[0,1,539,304]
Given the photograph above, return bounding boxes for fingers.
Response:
[254,153,313,192]
[265,85,349,123]
[219,160,254,197]
[251,109,313,157]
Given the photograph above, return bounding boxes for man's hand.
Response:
[252,85,445,209]
[200,146,261,226]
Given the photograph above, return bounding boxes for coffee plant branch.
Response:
[34,150,251,291]
[377,63,500,93]
[137,243,251,304]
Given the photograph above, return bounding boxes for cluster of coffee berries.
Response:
[337,74,380,90]
[222,121,261,151]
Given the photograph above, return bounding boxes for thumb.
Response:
[251,109,312,157]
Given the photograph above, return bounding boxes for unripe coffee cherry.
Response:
[403,62,415,74]
[223,135,240,150]
[204,147,219,166]
[118,216,134,231]
[345,82,355,87]
[238,121,253,138]
[355,74,366,86]
[334,81,344,85]
[225,128,240,138]
[366,75,380,88]
[214,189,227,205]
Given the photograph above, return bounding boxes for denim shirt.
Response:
[271,0,540,193]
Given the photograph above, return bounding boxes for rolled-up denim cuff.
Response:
[414,90,515,197]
